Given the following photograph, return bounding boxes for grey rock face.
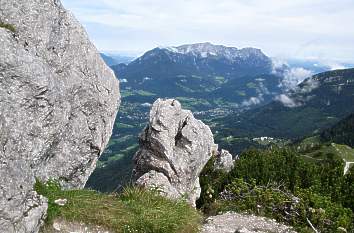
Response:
[201,212,296,233]
[214,149,234,172]
[0,0,120,232]
[41,218,112,233]
[133,99,216,205]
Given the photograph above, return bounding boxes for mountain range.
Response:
[100,53,135,66]
[110,42,282,110]
[88,43,354,192]
[89,43,283,191]
[215,68,354,154]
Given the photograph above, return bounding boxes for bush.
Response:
[35,180,201,233]
[197,155,229,212]
[198,147,354,232]
[211,178,353,232]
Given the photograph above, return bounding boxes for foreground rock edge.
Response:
[0,0,120,232]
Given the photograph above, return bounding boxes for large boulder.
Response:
[0,0,120,232]
[133,99,217,205]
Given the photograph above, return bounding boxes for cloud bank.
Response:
[61,0,354,62]
[275,94,300,108]
[280,67,314,91]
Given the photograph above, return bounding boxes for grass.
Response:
[331,143,354,162]
[108,135,134,147]
[121,90,134,98]
[136,90,156,97]
[0,22,15,32]
[214,76,227,84]
[175,97,211,110]
[120,90,156,98]
[35,180,201,233]
[246,82,257,89]
[300,143,354,162]
[235,90,246,96]
[116,123,135,129]
[175,83,197,93]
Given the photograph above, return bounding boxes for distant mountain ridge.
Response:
[215,68,354,142]
[163,42,268,61]
[100,53,135,66]
[121,42,273,79]
[110,42,278,110]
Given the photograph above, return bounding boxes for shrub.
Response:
[213,178,353,232]
[197,155,229,212]
[198,147,354,232]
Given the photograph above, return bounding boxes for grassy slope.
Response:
[35,181,201,233]
[299,140,354,162]
[297,136,354,174]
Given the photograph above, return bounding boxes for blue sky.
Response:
[61,0,354,62]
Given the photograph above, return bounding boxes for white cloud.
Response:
[61,0,354,62]
[279,67,313,91]
[256,81,271,95]
[299,78,320,93]
[321,61,347,70]
[242,96,263,107]
[271,58,288,73]
[275,94,300,108]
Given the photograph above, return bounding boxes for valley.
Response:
[87,44,354,193]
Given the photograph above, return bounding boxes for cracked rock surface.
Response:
[0,0,120,232]
[133,98,217,205]
[201,212,296,233]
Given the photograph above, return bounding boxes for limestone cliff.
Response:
[133,99,217,205]
[0,0,120,232]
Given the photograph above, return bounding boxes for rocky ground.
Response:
[41,212,297,233]
[40,218,111,233]
[201,212,296,233]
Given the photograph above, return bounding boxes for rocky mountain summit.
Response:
[0,0,120,232]
[133,99,217,205]
[122,42,273,80]
[164,42,269,62]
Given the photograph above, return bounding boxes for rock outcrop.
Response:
[0,0,120,232]
[214,149,234,172]
[133,99,216,205]
[201,212,296,233]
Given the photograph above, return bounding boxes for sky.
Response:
[61,0,354,62]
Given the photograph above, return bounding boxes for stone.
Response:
[133,98,217,205]
[54,199,67,206]
[201,212,296,233]
[214,149,234,172]
[0,0,120,232]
